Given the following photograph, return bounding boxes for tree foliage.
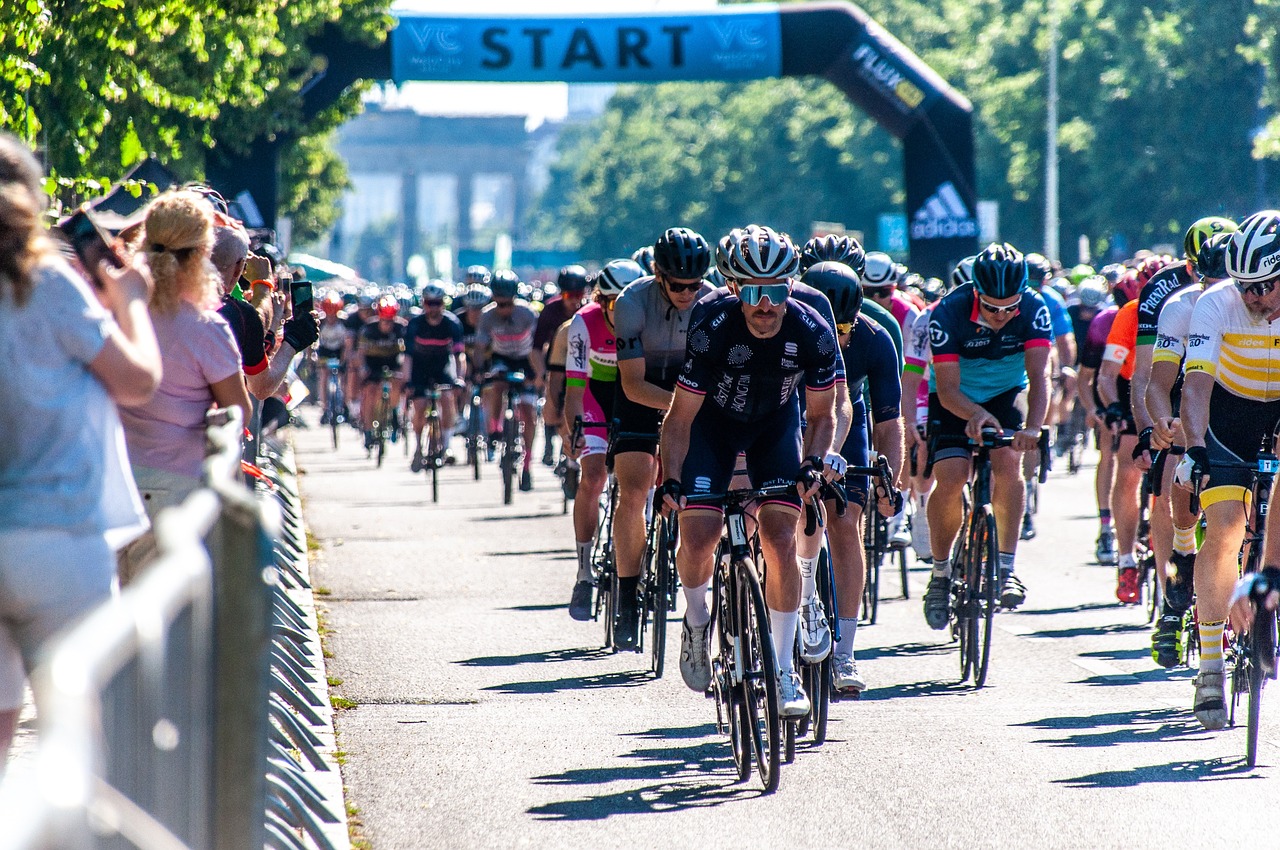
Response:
[532,0,1280,262]
[0,0,390,229]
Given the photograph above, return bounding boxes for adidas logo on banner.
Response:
[911,181,977,240]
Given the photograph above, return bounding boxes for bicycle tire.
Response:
[428,415,442,503]
[737,560,780,793]
[863,518,883,625]
[812,547,834,743]
[711,561,751,782]
[649,517,673,678]
[501,410,517,505]
[330,413,340,450]
[899,545,910,600]
[973,509,999,688]
[1248,613,1277,766]
[1142,552,1160,624]
[376,433,386,468]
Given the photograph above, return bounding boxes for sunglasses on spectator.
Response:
[978,296,1020,315]
[738,283,790,306]
[1236,277,1280,297]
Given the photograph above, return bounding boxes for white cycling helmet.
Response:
[459,284,491,309]
[420,282,447,303]
[1227,210,1280,284]
[596,259,645,296]
[950,255,976,289]
[863,252,897,286]
[716,224,799,281]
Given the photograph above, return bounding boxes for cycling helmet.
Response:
[459,284,491,309]
[920,277,947,304]
[596,259,646,296]
[862,252,897,287]
[654,227,712,279]
[801,233,866,277]
[1113,270,1141,306]
[320,291,344,316]
[420,282,446,303]
[1075,276,1109,310]
[717,225,800,281]
[490,269,520,300]
[706,267,726,289]
[1100,263,1126,285]
[1227,210,1280,284]
[556,264,589,293]
[1068,264,1095,285]
[376,295,398,320]
[1184,216,1237,264]
[971,242,1028,299]
[464,265,492,286]
[1024,252,1053,282]
[951,255,976,289]
[800,261,862,325]
[1196,232,1231,280]
[1135,256,1168,288]
[631,245,655,275]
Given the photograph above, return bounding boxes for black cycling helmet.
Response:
[972,242,1028,299]
[653,227,711,279]
[631,245,655,275]
[490,269,520,299]
[464,265,492,286]
[800,261,862,325]
[800,234,866,277]
[1196,232,1231,280]
[556,264,589,293]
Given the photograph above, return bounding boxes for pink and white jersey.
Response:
[566,303,618,446]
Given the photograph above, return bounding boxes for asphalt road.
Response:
[296,414,1279,849]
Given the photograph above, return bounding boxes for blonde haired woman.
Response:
[0,132,161,761]
[119,190,252,536]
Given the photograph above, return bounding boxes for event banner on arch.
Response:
[391,7,783,83]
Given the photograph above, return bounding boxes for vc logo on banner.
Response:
[708,18,772,72]
[408,23,464,74]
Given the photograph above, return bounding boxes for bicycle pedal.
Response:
[835,686,863,700]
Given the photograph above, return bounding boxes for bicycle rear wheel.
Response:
[501,410,517,504]
[809,546,834,743]
[712,561,750,782]
[862,518,883,625]
[973,509,999,688]
[737,560,780,793]
[428,415,442,503]
[649,517,674,678]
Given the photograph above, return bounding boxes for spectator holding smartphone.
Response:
[0,132,161,760]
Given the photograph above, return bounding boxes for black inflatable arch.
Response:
[216,2,977,277]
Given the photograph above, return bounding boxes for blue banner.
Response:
[391,7,782,84]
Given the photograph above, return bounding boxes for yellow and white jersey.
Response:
[1185,280,1280,401]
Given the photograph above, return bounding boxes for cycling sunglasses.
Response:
[660,274,703,294]
[738,283,790,306]
[424,299,444,307]
[977,296,1020,315]
[1236,276,1280,297]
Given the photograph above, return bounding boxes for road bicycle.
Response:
[483,367,530,504]
[417,384,454,503]
[929,427,1049,688]
[367,367,397,468]
[686,484,818,794]
[322,357,346,450]
[463,381,485,481]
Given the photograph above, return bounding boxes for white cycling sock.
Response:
[1118,552,1137,569]
[932,556,951,578]
[770,608,799,676]
[683,582,711,628]
[575,542,592,583]
[836,617,858,656]
[799,556,819,601]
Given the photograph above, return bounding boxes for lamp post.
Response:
[1044,0,1060,263]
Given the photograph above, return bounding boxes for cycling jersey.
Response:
[1136,263,1196,346]
[843,317,901,421]
[862,298,904,368]
[476,301,538,359]
[902,306,935,426]
[1079,307,1118,371]
[405,311,463,385]
[1102,300,1138,381]
[678,297,839,423]
[534,295,579,353]
[1152,285,1203,365]
[613,276,714,388]
[358,318,406,379]
[1186,280,1280,402]
[454,307,480,346]
[693,281,845,381]
[1067,302,1106,359]
[566,303,617,454]
[317,317,349,359]
[927,283,1053,402]
[1032,284,1072,340]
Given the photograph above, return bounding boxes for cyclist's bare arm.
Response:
[873,418,905,486]
[832,381,853,447]
[619,357,674,411]
[658,386,705,499]
[1147,360,1180,448]
[1023,345,1051,433]
[1179,370,1213,449]
[801,385,836,461]
[1096,358,1121,407]
[1130,344,1156,430]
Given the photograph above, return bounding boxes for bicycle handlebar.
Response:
[681,485,822,538]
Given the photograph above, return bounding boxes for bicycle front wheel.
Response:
[649,517,674,678]
[737,560,780,793]
[1247,613,1277,766]
[501,410,517,504]
[972,508,999,688]
[862,518,884,625]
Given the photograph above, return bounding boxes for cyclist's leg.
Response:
[483,380,505,441]
[411,391,427,453]
[828,489,865,642]
[1111,435,1143,570]
[573,437,608,579]
[614,452,656,581]
[990,447,1027,601]
[517,398,537,472]
[440,386,458,442]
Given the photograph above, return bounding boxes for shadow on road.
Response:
[484,669,652,695]
[1025,623,1149,639]
[1016,707,1207,748]
[1079,667,1195,687]
[485,548,574,558]
[859,677,973,701]
[528,733,762,818]
[457,647,614,667]
[500,602,569,612]
[1010,602,1120,617]
[471,513,560,522]
[855,642,954,662]
[1078,647,1154,661]
[1054,757,1257,788]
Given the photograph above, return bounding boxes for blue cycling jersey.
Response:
[928,283,1053,402]
[1034,284,1072,339]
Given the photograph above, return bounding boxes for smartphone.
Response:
[58,209,124,279]
[290,277,313,316]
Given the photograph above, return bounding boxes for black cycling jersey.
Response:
[358,318,406,376]
[678,297,839,423]
[1136,264,1195,346]
[843,317,901,424]
[1067,302,1105,364]
[405,312,463,383]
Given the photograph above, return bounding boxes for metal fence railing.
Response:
[0,408,345,849]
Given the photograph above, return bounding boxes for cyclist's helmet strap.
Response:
[971,242,1027,300]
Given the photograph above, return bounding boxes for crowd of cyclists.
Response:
[305,211,1280,755]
